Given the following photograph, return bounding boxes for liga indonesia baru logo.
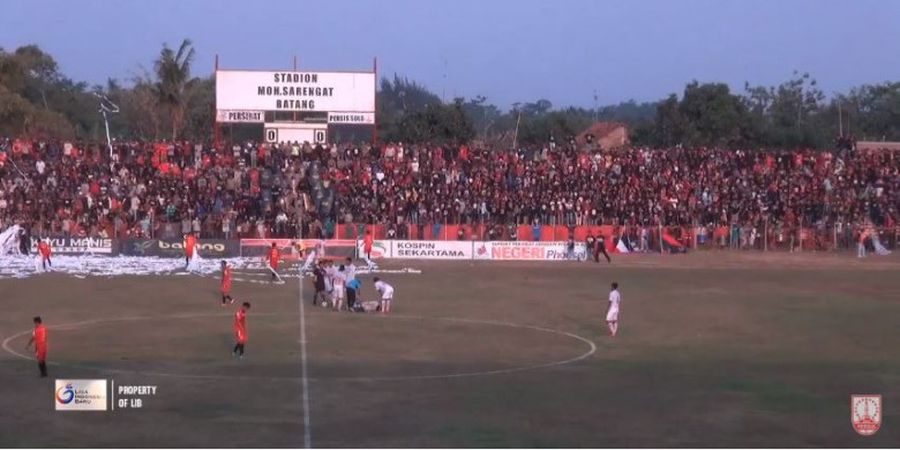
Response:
[851,394,882,436]
[54,379,108,411]
[55,384,75,404]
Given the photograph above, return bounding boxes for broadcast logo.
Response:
[54,379,108,411]
[55,384,75,404]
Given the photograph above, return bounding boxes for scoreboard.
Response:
[215,65,376,144]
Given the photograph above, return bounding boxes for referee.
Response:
[595,234,611,263]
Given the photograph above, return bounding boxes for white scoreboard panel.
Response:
[217,70,375,113]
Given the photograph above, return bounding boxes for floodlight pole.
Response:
[102,109,112,159]
[513,109,522,149]
[94,92,119,160]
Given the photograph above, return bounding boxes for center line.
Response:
[298,266,312,448]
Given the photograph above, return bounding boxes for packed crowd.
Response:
[0,136,897,241]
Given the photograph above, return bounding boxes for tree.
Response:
[182,76,215,141]
[746,72,827,148]
[841,82,900,141]
[460,95,502,137]
[0,45,79,138]
[377,75,443,142]
[154,39,196,140]
[678,81,749,147]
[653,94,685,147]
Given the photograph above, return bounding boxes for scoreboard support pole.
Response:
[373,57,378,145]
[214,54,221,149]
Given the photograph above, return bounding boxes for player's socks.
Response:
[39,362,47,377]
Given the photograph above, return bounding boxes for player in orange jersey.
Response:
[184,232,197,268]
[220,260,234,305]
[363,231,374,260]
[26,316,48,377]
[37,239,52,271]
[232,302,250,359]
[266,242,282,282]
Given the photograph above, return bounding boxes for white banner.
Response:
[216,70,375,112]
[477,241,586,261]
[31,237,114,254]
[391,240,473,260]
[327,112,375,124]
[216,110,265,123]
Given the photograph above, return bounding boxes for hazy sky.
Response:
[2,0,899,109]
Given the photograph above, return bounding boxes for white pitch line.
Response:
[298,265,312,448]
[1,313,596,383]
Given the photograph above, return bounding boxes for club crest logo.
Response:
[851,394,881,436]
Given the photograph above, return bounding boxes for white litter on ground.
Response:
[0,254,256,279]
[0,255,421,280]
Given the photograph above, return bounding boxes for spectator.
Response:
[0,137,896,245]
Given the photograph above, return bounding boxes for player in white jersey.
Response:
[373,277,394,314]
[606,282,621,337]
[331,265,348,311]
[324,261,337,295]
[344,257,357,282]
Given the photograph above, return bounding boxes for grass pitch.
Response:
[0,252,898,447]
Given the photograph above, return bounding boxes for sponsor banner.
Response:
[327,112,375,124]
[31,237,115,255]
[478,241,587,261]
[216,109,265,123]
[121,239,240,258]
[55,379,107,411]
[357,239,389,259]
[390,240,473,260]
[216,70,375,112]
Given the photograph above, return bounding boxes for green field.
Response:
[0,252,898,447]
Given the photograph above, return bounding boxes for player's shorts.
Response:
[235,330,247,344]
[381,292,393,300]
[35,349,47,362]
[333,286,346,300]
[606,306,619,322]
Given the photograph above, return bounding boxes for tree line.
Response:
[2,40,899,148]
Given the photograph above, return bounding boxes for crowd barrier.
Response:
[336,223,648,243]
[692,224,898,252]
[15,225,897,261]
[336,222,898,254]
